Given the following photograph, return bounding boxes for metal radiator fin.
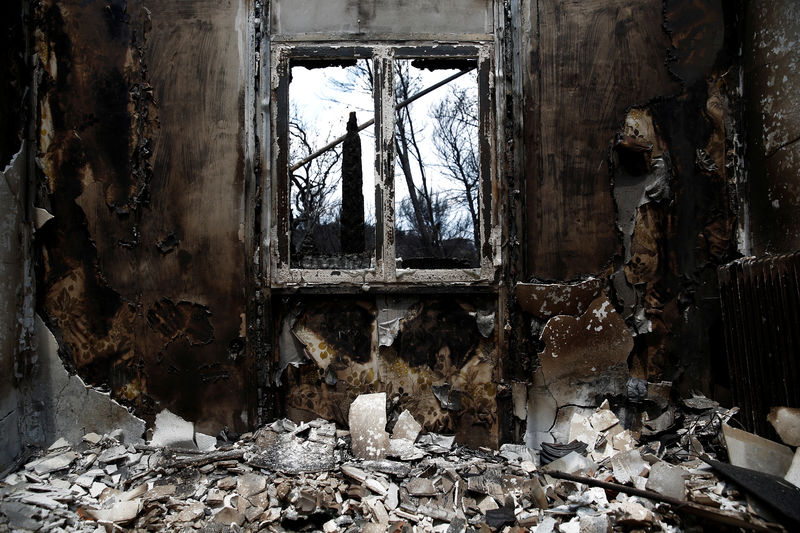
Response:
[718,252,800,437]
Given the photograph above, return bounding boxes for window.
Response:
[269,43,497,286]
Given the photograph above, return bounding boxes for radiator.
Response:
[717,252,800,438]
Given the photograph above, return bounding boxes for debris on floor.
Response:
[1,394,796,532]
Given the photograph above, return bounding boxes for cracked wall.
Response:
[32,0,256,437]
[513,0,744,446]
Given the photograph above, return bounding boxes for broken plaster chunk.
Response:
[645,461,686,500]
[341,464,368,483]
[19,493,63,511]
[195,432,217,452]
[237,473,267,498]
[405,477,438,497]
[388,438,424,461]
[150,409,197,450]
[206,488,225,506]
[175,502,205,522]
[365,496,389,526]
[612,429,637,452]
[568,412,600,452]
[499,443,535,463]
[477,495,499,513]
[535,516,558,533]
[82,499,142,524]
[767,406,800,446]
[349,393,389,460]
[579,514,611,533]
[589,401,619,432]
[785,448,800,488]
[722,423,794,477]
[610,497,655,526]
[543,451,596,475]
[512,381,528,420]
[385,483,399,510]
[82,433,103,445]
[32,451,79,475]
[610,449,648,485]
[48,437,71,451]
[392,409,422,442]
[213,506,245,526]
[559,516,581,533]
[138,484,172,504]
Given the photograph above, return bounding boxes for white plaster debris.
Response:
[611,449,648,485]
[767,406,800,446]
[348,392,390,460]
[150,409,216,452]
[645,461,687,501]
[0,394,788,531]
[722,423,794,476]
[391,409,422,442]
[785,448,800,489]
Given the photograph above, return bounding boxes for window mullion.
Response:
[375,51,396,282]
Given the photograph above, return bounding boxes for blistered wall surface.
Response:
[33,0,255,436]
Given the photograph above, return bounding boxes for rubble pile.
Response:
[1,392,798,532]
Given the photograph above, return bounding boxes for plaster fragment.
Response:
[511,382,527,420]
[786,449,800,489]
[722,423,793,476]
[348,393,389,460]
[150,410,197,450]
[391,409,421,442]
[767,406,800,446]
[645,461,686,500]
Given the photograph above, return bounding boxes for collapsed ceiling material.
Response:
[2,393,797,531]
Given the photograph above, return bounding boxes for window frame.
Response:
[269,42,498,288]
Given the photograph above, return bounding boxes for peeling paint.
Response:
[537,296,633,414]
[280,295,498,448]
[515,278,604,320]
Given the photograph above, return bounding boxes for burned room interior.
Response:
[1,0,799,531]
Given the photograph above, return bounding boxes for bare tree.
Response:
[431,82,480,248]
[289,106,342,256]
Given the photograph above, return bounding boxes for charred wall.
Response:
[516,0,745,437]
[33,0,255,435]
[745,0,800,254]
[16,0,765,450]
[276,294,500,449]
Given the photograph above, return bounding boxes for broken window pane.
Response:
[393,59,480,269]
[289,60,376,269]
